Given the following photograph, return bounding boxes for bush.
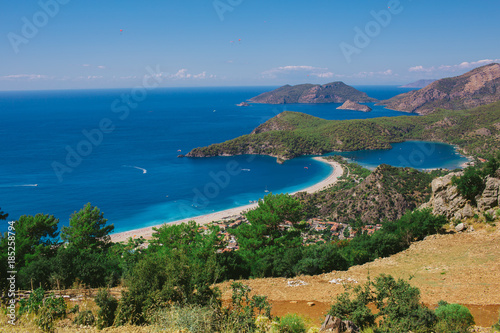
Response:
[73,310,95,326]
[278,313,307,333]
[329,275,436,332]
[19,287,45,315]
[434,301,475,333]
[452,167,485,204]
[94,288,118,329]
[34,294,67,332]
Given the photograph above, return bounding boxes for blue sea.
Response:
[0,86,468,233]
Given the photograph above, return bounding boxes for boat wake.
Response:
[0,184,38,188]
[241,168,251,172]
[123,165,147,174]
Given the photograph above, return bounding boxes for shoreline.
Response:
[110,157,344,243]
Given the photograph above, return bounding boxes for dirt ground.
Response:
[218,223,500,326]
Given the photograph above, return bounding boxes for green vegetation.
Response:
[452,152,500,204]
[188,101,500,160]
[434,301,475,333]
[277,313,307,333]
[298,159,449,224]
[329,275,436,332]
[249,81,376,104]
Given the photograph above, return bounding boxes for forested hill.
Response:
[248,81,377,104]
[380,63,500,115]
[297,161,446,224]
[186,101,500,162]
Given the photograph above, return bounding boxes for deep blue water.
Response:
[0,86,467,233]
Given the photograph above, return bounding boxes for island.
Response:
[336,100,372,112]
[237,102,250,107]
[249,81,377,104]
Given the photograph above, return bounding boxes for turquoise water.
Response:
[0,86,466,233]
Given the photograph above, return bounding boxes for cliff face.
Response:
[249,82,377,104]
[420,171,500,220]
[336,100,372,112]
[380,63,500,115]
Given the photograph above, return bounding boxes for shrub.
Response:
[329,275,436,332]
[19,287,45,315]
[94,288,118,329]
[35,294,67,332]
[452,167,485,204]
[278,313,307,333]
[434,301,475,333]
[73,310,95,326]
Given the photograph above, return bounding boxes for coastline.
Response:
[110,157,344,243]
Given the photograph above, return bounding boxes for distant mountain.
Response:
[400,79,436,88]
[380,63,500,115]
[249,82,377,104]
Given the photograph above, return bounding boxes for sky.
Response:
[1,0,499,90]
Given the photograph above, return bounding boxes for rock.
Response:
[336,100,372,112]
[307,302,315,307]
[289,301,298,304]
[455,223,467,232]
[237,102,250,107]
[320,315,360,332]
[477,177,500,211]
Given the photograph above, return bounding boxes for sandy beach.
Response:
[110,157,344,243]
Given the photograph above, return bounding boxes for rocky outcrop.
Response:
[237,102,249,107]
[420,171,500,220]
[249,82,377,104]
[477,177,500,211]
[379,63,500,115]
[320,315,360,333]
[336,100,372,112]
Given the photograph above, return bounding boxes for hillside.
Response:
[249,81,377,104]
[186,100,500,161]
[297,163,446,224]
[217,224,500,326]
[380,63,500,114]
[400,79,437,88]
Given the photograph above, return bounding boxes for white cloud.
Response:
[311,72,335,78]
[0,74,52,80]
[82,64,91,67]
[409,59,500,74]
[97,65,106,69]
[352,69,394,78]
[261,65,330,79]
